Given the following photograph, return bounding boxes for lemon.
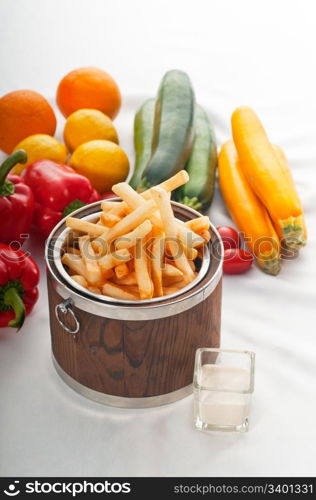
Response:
[64,109,119,152]
[69,140,129,193]
[12,134,68,174]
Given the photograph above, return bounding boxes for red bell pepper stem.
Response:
[0,150,27,192]
[3,287,26,330]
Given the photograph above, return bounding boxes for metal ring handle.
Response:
[55,298,80,335]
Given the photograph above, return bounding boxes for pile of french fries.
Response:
[62,171,211,301]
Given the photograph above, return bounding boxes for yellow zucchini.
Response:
[232,106,306,249]
[272,144,307,244]
[218,140,281,275]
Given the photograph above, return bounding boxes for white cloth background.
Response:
[0,0,315,477]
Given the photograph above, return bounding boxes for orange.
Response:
[0,90,56,154]
[64,109,119,152]
[69,140,129,193]
[56,67,121,119]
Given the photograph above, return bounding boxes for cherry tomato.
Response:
[223,248,253,274]
[216,226,240,250]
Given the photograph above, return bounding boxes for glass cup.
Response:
[193,348,255,433]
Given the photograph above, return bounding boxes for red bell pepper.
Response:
[0,243,39,330]
[23,160,100,237]
[0,150,34,247]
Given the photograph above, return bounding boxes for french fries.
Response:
[114,263,129,280]
[112,182,146,210]
[176,222,205,248]
[93,200,157,255]
[66,217,105,237]
[113,271,137,286]
[182,245,198,261]
[115,220,152,250]
[162,263,183,279]
[185,216,210,233]
[62,253,89,281]
[151,235,164,297]
[102,282,139,301]
[112,181,163,229]
[62,172,211,301]
[200,230,211,243]
[141,170,189,200]
[100,212,122,227]
[151,187,195,284]
[99,248,132,271]
[71,274,88,287]
[135,238,153,300]
[101,200,127,217]
[65,247,81,255]
[78,235,102,284]
[88,285,101,294]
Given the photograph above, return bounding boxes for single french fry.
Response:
[78,235,102,284]
[91,231,110,256]
[112,182,163,229]
[162,275,184,286]
[163,286,179,295]
[200,230,211,243]
[94,200,156,255]
[169,280,187,291]
[102,282,139,301]
[135,238,153,300]
[112,182,146,210]
[98,248,131,271]
[100,200,121,209]
[157,169,189,191]
[101,200,127,217]
[182,245,198,260]
[176,222,205,248]
[114,263,129,280]
[164,276,198,294]
[162,263,183,279]
[62,253,89,280]
[185,216,210,232]
[166,239,195,284]
[150,187,195,284]
[121,285,140,295]
[151,235,164,297]
[112,271,137,286]
[66,217,105,237]
[150,187,176,237]
[71,274,88,288]
[100,212,122,227]
[141,170,189,200]
[115,219,152,250]
[65,247,81,255]
[87,285,101,294]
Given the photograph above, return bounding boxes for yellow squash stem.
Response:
[231,106,306,249]
[272,144,308,244]
[218,140,281,275]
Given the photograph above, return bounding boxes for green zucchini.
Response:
[140,70,195,189]
[175,104,217,212]
[129,98,155,190]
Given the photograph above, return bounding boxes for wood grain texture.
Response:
[48,272,222,398]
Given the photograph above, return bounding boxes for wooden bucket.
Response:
[45,201,223,408]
